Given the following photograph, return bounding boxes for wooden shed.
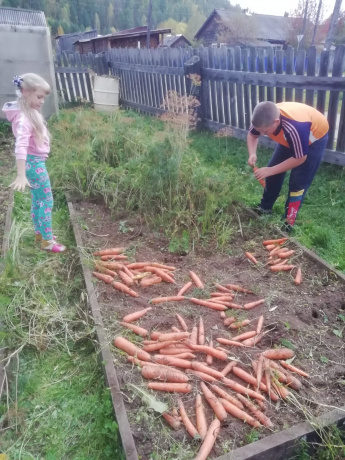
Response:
[74,26,172,54]
[159,34,191,48]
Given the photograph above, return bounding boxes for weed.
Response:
[244,428,260,444]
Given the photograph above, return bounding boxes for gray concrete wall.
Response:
[0,24,58,121]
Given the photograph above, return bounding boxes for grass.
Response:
[0,189,123,458]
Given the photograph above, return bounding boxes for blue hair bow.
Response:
[13,75,23,88]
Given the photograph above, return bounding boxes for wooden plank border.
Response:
[67,199,139,460]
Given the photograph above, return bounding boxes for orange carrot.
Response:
[219,398,261,427]
[210,294,234,300]
[177,281,193,297]
[198,317,205,345]
[144,340,176,352]
[265,244,276,251]
[171,352,197,359]
[93,247,126,256]
[243,299,265,310]
[266,360,302,390]
[162,412,180,430]
[118,269,134,286]
[140,276,162,287]
[242,332,266,347]
[188,343,228,361]
[148,382,192,393]
[226,284,254,294]
[150,331,161,340]
[231,330,257,342]
[153,355,192,369]
[222,376,265,401]
[229,319,251,329]
[200,382,227,421]
[96,261,124,270]
[277,250,295,259]
[206,339,213,366]
[112,281,139,297]
[121,265,135,279]
[191,362,224,380]
[263,238,288,246]
[176,314,188,332]
[214,284,233,293]
[294,267,302,285]
[252,166,266,187]
[101,254,128,261]
[224,316,236,326]
[186,370,217,383]
[262,348,295,360]
[189,270,205,289]
[279,360,309,378]
[144,266,175,284]
[195,394,208,440]
[194,418,221,460]
[270,264,295,272]
[256,315,264,334]
[221,360,238,377]
[271,379,290,399]
[142,364,190,383]
[159,348,194,356]
[245,252,258,264]
[210,384,244,409]
[126,262,153,269]
[216,338,245,347]
[92,271,114,284]
[269,246,283,257]
[256,354,264,389]
[235,393,273,428]
[151,262,175,271]
[187,325,197,345]
[150,295,185,304]
[123,307,152,323]
[178,399,199,438]
[158,331,190,342]
[113,336,151,361]
[120,322,148,338]
[190,298,227,311]
[94,264,117,277]
[171,326,181,333]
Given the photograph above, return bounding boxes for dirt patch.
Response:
[72,198,345,460]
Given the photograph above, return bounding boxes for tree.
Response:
[94,12,101,34]
[287,0,326,49]
[157,18,187,35]
[57,24,64,35]
[185,4,206,43]
[324,0,343,49]
[107,3,114,32]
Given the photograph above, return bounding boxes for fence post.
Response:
[184,55,203,126]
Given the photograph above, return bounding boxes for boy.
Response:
[247,101,329,232]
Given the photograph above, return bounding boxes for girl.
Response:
[2,73,66,252]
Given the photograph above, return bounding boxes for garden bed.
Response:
[69,196,345,460]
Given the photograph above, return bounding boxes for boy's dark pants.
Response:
[260,133,328,225]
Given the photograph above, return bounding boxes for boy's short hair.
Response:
[251,101,280,128]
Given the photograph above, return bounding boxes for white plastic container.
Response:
[93,75,120,112]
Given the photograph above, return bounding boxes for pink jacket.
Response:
[2,101,50,160]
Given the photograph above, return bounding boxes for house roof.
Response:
[74,26,171,45]
[0,6,47,27]
[160,34,191,47]
[195,9,302,42]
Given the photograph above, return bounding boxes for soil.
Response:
[71,198,345,460]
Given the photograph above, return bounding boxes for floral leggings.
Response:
[25,154,53,240]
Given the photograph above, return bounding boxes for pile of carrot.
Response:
[92,244,309,458]
[262,237,302,285]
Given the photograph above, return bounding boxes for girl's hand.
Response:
[254,167,272,181]
[248,154,257,167]
[10,176,32,192]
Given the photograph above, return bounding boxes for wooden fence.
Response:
[55,45,345,166]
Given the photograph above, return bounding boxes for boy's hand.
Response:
[248,154,257,167]
[254,167,271,181]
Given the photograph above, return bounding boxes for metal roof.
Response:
[0,6,47,27]
[195,9,302,42]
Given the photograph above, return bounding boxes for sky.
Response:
[234,0,335,19]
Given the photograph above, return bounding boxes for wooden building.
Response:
[159,34,191,48]
[194,9,302,48]
[55,29,97,55]
[74,26,171,54]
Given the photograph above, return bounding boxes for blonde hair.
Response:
[17,73,51,145]
[251,101,280,129]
